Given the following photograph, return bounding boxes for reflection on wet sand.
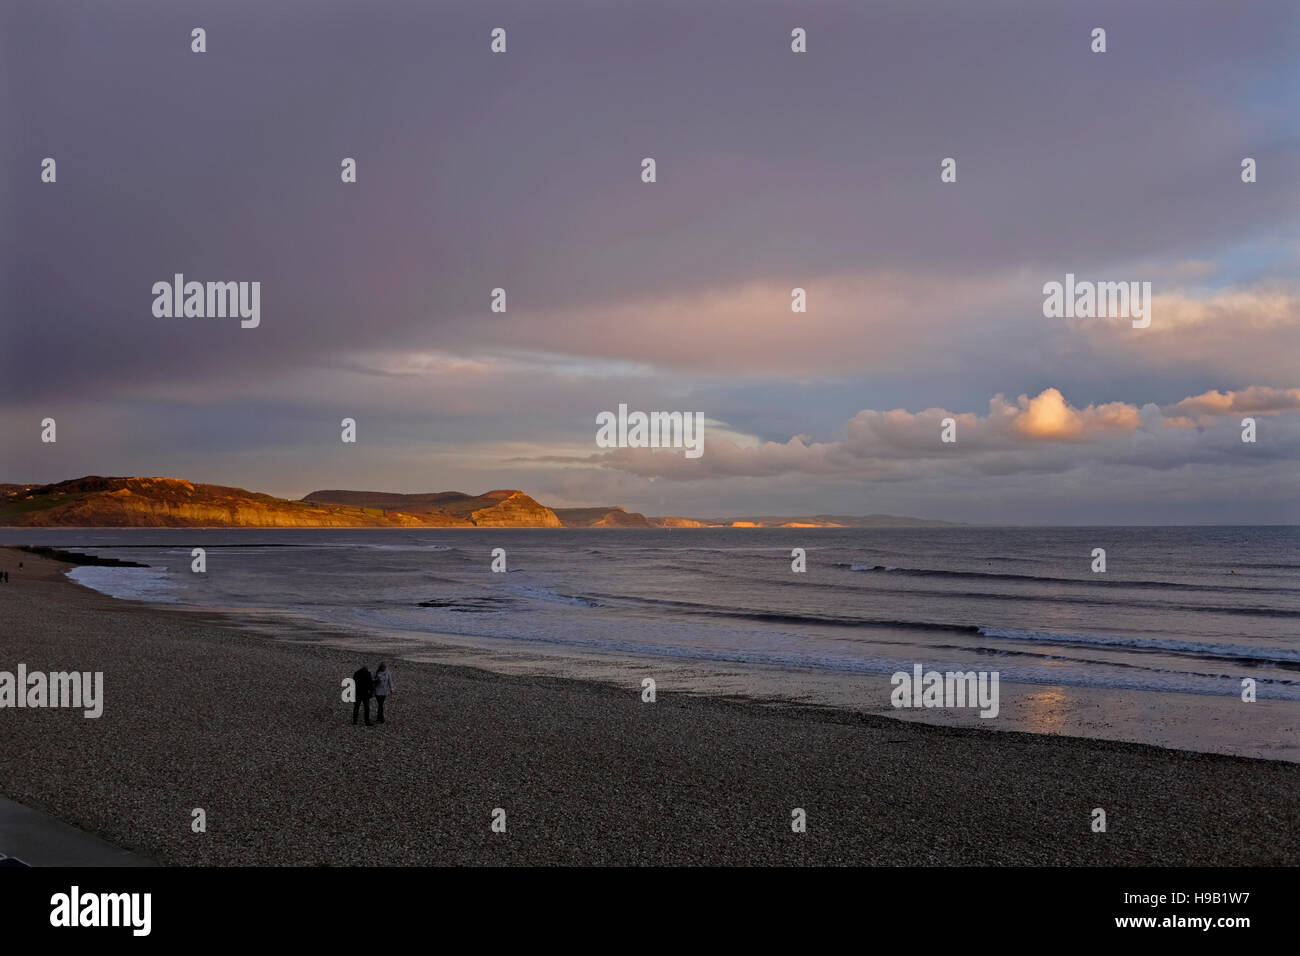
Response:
[1024,687,1070,733]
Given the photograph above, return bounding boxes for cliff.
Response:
[302,488,561,528]
[552,507,653,528]
[648,516,712,528]
[468,491,563,528]
[0,477,469,528]
[710,514,961,528]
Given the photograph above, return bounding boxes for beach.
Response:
[1,546,1297,866]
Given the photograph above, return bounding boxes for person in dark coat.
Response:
[352,666,374,725]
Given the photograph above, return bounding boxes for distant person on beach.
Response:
[373,662,394,723]
[352,665,374,726]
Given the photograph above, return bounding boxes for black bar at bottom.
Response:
[0,866,1286,940]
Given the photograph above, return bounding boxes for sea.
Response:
[6,526,1298,760]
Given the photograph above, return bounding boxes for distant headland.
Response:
[0,476,961,529]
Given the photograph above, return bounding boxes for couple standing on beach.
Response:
[352,662,394,726]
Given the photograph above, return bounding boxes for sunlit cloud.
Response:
[553,385,1300,482]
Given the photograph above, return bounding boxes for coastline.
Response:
[1,547,1297,865]
[42,538,1300,764]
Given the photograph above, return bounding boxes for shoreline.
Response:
[1,547,1297,865]
[51,545,1300,764]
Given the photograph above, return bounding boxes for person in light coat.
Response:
[373,662,395,723]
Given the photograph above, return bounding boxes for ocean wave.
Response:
[504,584,602,607]
[837,584,1300,618]
[417,596,510,613]
[324,607,1300,700]
[977,626,1300,666]
[581,591,981,633]
[358,543,456,552]
[66,566,183,603]
[578,590,1300,667]
[838,562,1292,593]
[926,639,1300,685]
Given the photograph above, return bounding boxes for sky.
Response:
[2,0,1298,524]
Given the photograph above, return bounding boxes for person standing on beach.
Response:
[373,662,394,723]
[352,665,374,726]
